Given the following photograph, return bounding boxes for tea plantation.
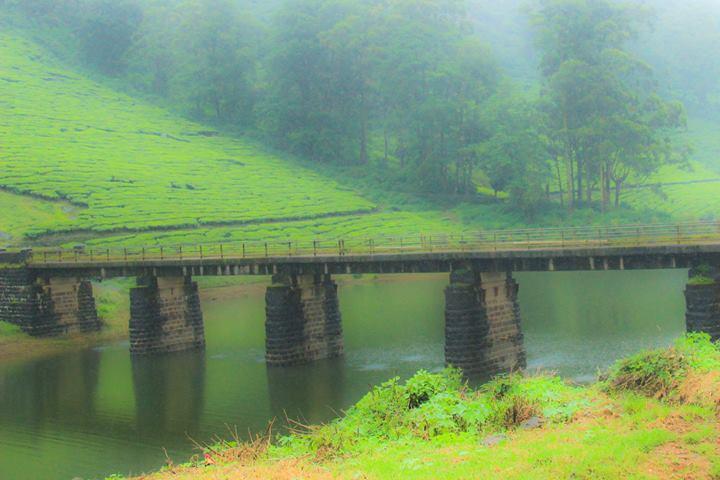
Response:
[0,32,376,239]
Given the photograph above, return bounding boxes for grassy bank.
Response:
[119,334,720,480]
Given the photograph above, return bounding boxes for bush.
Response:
[276,369,586,458]
[606,333,720,399]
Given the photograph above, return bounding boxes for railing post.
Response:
[288,242,292,257]
[58,249,62,262]
[526,233,531,250]
[142,247,146,261]
[90,250,94,262]
[636,228,641,246]
[179,246,183,260]
[676,225,681,244]
[74,250,78,262]
[494,232,498,252]
[313,240,318,257]
[43,251,47,263]
[124,248,128,262]
[106,249,110,262]
[561,231,565,248]
[160,246,164,260]
[220,244,224,260]
[242,243,246,258]
[199,245,203,260]
[265,243,268,257]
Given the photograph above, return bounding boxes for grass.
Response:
[116,333,720,480]
[0,321,23,339]
[0,189,75,243]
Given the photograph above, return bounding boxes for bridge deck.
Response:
[9,222,720,277]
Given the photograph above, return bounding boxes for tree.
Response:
[531,0,688,211]
[79,0,143,75]
[476,93,551,216]
[259,0,365,164]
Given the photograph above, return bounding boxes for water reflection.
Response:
[0,349,100,427]
[131,351,206,437]
[266,359,347,425]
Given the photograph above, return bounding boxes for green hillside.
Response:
[0,32,377,238]
[1,29,719,250]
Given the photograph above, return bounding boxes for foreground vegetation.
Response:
[110,334,720,479]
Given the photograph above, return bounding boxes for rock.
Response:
[482,434,507,447]
[519,416,543,430]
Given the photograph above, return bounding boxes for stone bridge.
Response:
[3,222,720,377]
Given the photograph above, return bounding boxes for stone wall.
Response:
[129,276,205,355]
[445,270,526,378]
[0,268,100,335]
[35,277,100,335]
[265,274,343,366]
[0,268,39,329]
[686,282,720,341]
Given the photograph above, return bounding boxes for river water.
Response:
[0,271,688,480]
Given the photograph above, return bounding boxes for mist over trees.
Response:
[1,0,712,218]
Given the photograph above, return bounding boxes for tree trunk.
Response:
[614,181,622,207]
[576,157,583,208]
[359,101,368,166]
[562,111,574,211]
[586,178,593,205]
[601,163,609,213]
[566,156,575,211]
[383,128,389,164]
[555,157,564,208]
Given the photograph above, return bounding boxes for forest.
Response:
[1,0,718,218]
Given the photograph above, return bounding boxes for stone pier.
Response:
[265,273,343,366]
[0,267,100,336]
[685,276,720,341]
[445,269,526,377]
[129,276,205,355]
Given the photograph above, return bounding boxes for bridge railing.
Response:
[23,221,720,265]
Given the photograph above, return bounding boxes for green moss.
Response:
[0,321,24,339]
[689,275,716,285]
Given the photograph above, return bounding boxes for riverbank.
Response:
[0,274,443,366]
[122,334,720,480]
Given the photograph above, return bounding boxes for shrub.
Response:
[275,369,586,458]
[606,333,720,399]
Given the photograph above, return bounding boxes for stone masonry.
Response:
[0,267,100,336]
[445,269,526,378]
[685,281,720,341]
[129,276,205,355]
[265,273,343,366]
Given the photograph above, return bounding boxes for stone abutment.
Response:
[0,267,100,336]
[685,277,720,341]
